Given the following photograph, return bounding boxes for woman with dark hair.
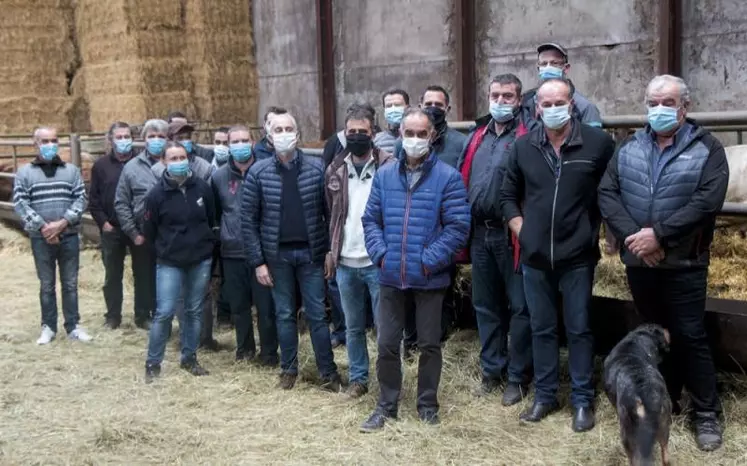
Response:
[142,141,217,383]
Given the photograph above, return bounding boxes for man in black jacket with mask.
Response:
[501,78,615,433]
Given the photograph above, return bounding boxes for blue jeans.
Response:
[147,259,212,366]
[336,264,381,385]
[268,248,337,378]
[30,234,80,334]
[328,278,346,343]
[522,264,595,407]
[471,226,532,384]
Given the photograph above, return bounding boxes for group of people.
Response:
[12,41,727,451]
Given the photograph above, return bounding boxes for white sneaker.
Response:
[36,325,56,345]
[68,326,93,342]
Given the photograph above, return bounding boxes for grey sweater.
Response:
[13,159,87,237]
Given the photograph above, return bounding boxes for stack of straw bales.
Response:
[0,0,259,133]
[0,0,77,133]
[185,0,259,126]
[73,0,147,129]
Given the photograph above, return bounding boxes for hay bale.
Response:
[0,1,76,133]
[184,0,259,125]
[455,230,747,302]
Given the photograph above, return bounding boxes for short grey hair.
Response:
[401,107,434,131]
[32,126,56,140]
[227,124,251,142]
[645,75,691,104]
[269,112,298,132]
[140,119,169,138]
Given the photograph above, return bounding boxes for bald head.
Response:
[537,79,572,103]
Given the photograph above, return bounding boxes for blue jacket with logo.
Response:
[362,151,470,290]
[598,120,729,268]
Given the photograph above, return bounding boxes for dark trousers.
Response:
[471,226,532,384]
[522,264,595,407]
[626,266,721,414]
[223,258,278,361]
[30,234,80,334]
[100,229,151,323]
[213,249,231,323]
[404,267,455,346]
[130,240,157,322]
[377,286,445,416]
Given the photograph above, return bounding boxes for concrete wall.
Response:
[253,0,321,141]
[475,0,657,117]
[333,0,457,130]
[682,0,747,111]
[251,0,747,141]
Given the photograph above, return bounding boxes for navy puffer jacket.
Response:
[363,151,471,290]
[241,150,329,268]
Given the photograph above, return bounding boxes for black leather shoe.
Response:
[502,383,528,407]
[572,406,595,433]
[419,409,440,425]
[104,318,121,330]
[520,401,559,423]
[360,409,395,433]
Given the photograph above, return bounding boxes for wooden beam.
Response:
[453,0,476,121]
[657,0,682,76]
[315,0,336,139]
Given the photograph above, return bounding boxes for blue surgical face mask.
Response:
[213,145,230,164]
[230,142,253,163]
[384,106,405,126]
[114,138,133,154]
[39,143,59,161]
[167,159,190,177]
[489,102,516,123]
[647,105,680,133]
[146,137,166,156]
[538,65,564,81]
[180,140,194,153]
[540,104,572,130]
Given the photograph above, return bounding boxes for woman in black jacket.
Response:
[142,141,217,383]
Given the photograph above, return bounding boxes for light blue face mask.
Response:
[114,138,133,154]
[230,142,253,163]
[538,65,564,81]
[540,104,572,130]
[647,105,680,133]
[213,145,230,164]
[167,159,190,177]
[146,138,166,156]
[489,102,515,123]
[180,140,194,153]
[384,106,405,126]
[39,143,59,161]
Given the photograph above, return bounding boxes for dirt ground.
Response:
[2,223,747,465]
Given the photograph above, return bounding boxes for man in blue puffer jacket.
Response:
[359,108,470,432]
[241,112,342,393]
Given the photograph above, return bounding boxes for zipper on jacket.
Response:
[401,188,412,288]
[550,161,561,270]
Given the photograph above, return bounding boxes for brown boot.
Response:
[278,373,297,390]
